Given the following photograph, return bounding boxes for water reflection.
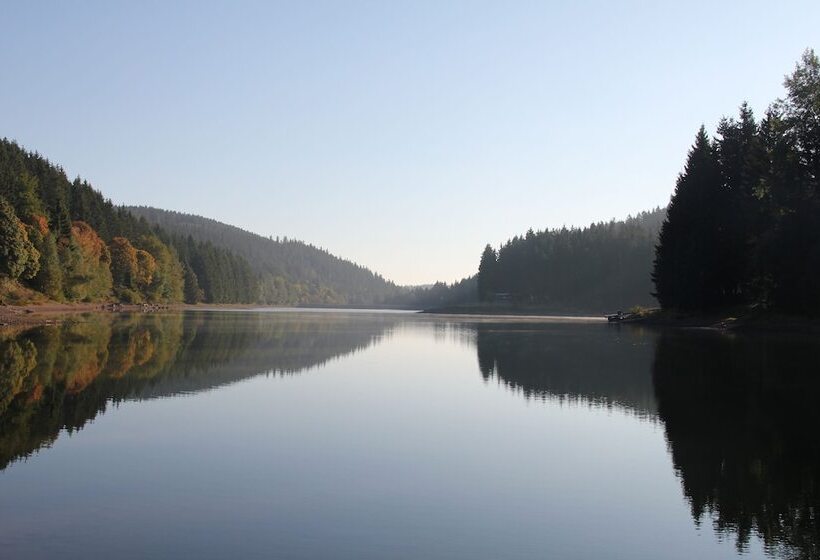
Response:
[475,324,820,558]
[652,331,820,559]
[0,311,394,470]
[475,323,658,417]
[1,313,819,558]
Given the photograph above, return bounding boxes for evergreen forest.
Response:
[126,206,479,308]
[476,208,665,312]
[126,206,401,306]
[477,49,820,317]
[652,50,820,314]
[0,139,472,308]
[4,50,818,315]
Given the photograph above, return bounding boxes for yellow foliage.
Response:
[135,249,156,288]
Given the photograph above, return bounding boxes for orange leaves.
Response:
[30,215,49,236]
[71,221,110,264]
[135,250,156,288]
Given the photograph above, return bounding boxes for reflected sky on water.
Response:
[0,310,815,559]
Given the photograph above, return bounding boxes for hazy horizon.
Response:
[3,1,817,284]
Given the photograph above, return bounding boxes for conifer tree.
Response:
[715,103,767,302]
[182,263,203,304]
[766,49,820,312]
[477,245,498,301]
[653,127,727,310]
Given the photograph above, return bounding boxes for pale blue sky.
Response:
[2,1,817,284]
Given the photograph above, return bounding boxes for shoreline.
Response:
[420,303,612,318]
[0,302,186,329]
[595,306,820,335]
[0,302,418,330]
[4,301,820,334]
[424,304,820,334]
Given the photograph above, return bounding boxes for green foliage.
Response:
[0,312,391,470]
[653,49,820,314]
[28,228,63,300]
[60,221,112,301]
[0,338,38,417]
[399,276,477,309]
[134,235,183,303]
[182,262,204,304]
[127,206,399,305]
[176,236,258,303]
[0,138,264,304]
[0,196,40,281]
[0,172,42,221]
[476,209,665,312]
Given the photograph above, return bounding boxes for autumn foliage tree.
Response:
[0,196,40,281]
[60,221,112,301]
[110,236,141,301]
[0,138,260,304]
[134,234,183,303]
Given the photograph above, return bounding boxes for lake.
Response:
[0,310,817,559]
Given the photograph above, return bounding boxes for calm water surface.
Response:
[0,310,817,559]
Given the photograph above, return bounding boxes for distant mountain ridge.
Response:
[126,205,402,305]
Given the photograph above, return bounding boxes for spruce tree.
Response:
[715,103,767,302]
[766,49,820,312]
[182,263,203,304]
[653,127,727,310]
[477,245,498,301]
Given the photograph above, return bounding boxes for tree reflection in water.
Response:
[652,331,820,559]
[473,322,820,559]
[0,311,394,470]
[2,315,819,559]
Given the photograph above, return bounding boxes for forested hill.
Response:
[126,206,401,305]
[477,207,666,313]
[0,138,257,304]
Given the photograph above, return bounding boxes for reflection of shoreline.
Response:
[0,312,394,470]
[0,304,416,331]
[473,323,658,417]
[653,331,820,559]
[474,324,820,557]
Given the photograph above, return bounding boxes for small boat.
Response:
[606,311,641,323]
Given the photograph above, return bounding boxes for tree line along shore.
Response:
[471,49,820,325]
[2,50,819,324]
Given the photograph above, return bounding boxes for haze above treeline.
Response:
[1,50,818,315]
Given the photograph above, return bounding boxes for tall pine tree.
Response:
[477,245,498,301]
[653,127,729,310]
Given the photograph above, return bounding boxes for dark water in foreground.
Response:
[0,310,818,559]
